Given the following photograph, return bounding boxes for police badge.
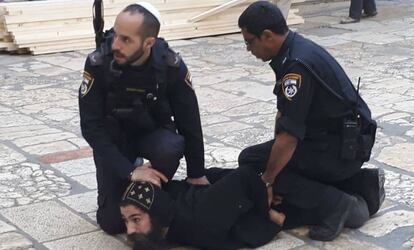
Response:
[282,73,302,101]
[80,71,94,98]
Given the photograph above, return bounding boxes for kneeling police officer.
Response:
[79,2,208,234]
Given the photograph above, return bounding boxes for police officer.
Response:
[237,1,384,241]
[79,2,209,235]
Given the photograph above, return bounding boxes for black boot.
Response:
[336,168,385,216]
[345,194,370,229]
[309,193,355,241]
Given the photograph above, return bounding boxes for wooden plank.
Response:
[188,0,248,23]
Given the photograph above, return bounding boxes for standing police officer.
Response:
[79,2,209,235]
[237,1,384,241]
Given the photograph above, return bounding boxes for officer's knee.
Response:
[238,147,253,165]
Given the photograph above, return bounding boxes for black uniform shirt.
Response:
[79,39,205,180]
[270,31,350,141]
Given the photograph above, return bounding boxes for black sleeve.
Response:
[79,58,135,179]
[168,61,205,178]
[275,63,315,140]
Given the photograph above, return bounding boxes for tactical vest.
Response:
[89,30,179,133]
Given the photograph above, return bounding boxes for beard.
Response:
[127,216,167,250]
[113,46,146,66]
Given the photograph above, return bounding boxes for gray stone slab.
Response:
[211,81,276,101]
[0,125,61,140]
[359,210,414,237]
[59,190,98,214]
[13,132,77,147]
[50,157,95,177]
[71,173,97,190]
[43,231,129,250]
[0,219,16,233]
[315,232,385,249]
[203,122,252,137]
[23,141,78,155]
[0,113,43,128]
[377,143,414,172]
[383,169,414,207]
[0,144,26,166]
[253,232,305,250]
[336,31,405,45]
[0,201,96,242]
[0,232,33,250]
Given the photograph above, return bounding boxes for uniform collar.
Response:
[150,38,169,71]
[269,30,295,79]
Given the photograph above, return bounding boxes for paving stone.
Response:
[0,125,61,140]
[359,210,414,237]
[71,173,97,190]
[59,190,98,214]
[13,132,77,147]
[23,141,78,155]
[377,143,414,172]
[222,102,276,117]
[0,219,16,233]
[43,231,129,250]
[403,236,414,248]
[315,231,385,249]
[67,137,89,148]
[0,144,26,166]
[253,232,305,250]
[50,157,95,177]
[0,232,33,250]
[0,201,96,242]
[383,169,414,207]
[210,146,241,163]
[211,81,276,101]
[203,121,252,137]
[0,113,43,128]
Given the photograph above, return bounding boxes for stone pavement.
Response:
[0,0,413,249]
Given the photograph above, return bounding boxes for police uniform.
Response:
[79,34,205,234]
[239,31,378,219]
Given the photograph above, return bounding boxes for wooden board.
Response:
[0,0,304,55]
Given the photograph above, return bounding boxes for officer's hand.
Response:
[269,209,285,226]
[130,164,168,187]
[266,186,273,208]
[186,176,210,185]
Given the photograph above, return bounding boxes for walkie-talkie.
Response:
[340,77,361,160]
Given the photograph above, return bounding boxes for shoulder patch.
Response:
[185,70,193,89]
[282,73,302,101]
[80,71,94,98]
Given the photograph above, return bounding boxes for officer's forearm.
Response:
[263,131,297,184]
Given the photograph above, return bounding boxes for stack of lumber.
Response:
[0,0,304,55]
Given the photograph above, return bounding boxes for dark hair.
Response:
[122,4,160,38]
[238,1,288,37]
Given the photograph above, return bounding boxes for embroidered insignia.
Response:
[80,71,94,98]
[185,71,193,89]
[282,73,302,101]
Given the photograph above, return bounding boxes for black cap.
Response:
[122,182,175,227]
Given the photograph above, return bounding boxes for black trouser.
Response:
[95,128,185,234]
[349,0,377,19]
[238,140,363,225]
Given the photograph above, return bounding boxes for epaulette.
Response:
[88,50,104,66]
[164,49,182,68]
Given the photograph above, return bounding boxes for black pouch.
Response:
[340,118,360,160]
